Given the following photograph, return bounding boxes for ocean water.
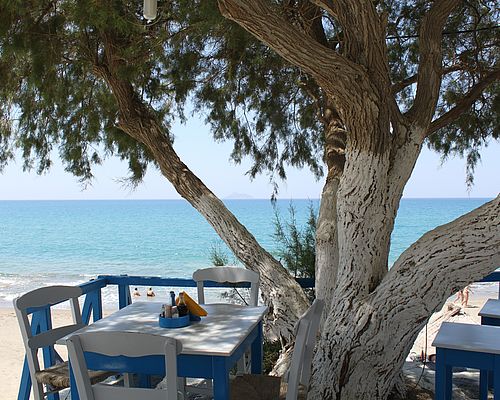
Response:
[0,198,493,307]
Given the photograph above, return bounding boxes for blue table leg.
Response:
[435,348,452,400]
[69,360,80,400]
[212,357,230,400]
[444,365,453,400]
[480,369,489,400]
[250,321,263,374]
[138,374,151,388]
[481,316,498,390]
[494,356,500,400]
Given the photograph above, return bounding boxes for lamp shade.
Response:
[143,0,157,20]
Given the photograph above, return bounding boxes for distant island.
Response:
[223,193,254,200]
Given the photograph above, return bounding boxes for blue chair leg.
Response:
[69,361,80,400]
[17,357,32,400]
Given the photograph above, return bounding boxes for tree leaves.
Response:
[0,0,497,187]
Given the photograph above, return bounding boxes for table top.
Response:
[479,299,500,318]
[61,302,267,356]
[432,322,500,355]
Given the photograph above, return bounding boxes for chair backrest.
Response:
[192,266,260,306]
[67,331,182,400]
[286,299,325,400]
[13,285,84,399]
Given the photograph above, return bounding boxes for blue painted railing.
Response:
[16,272,498,399]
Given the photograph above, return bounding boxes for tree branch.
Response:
[375,195,500,318]
[426,68,500,137]
[391,65,465,94]
[217,0,367,109]
[407,0,461,126]
[310,0,338,19]
[312,0,391,89]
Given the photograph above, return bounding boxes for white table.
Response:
[432,322,500,354]
[479,299,500,326]
[432,322,500,400]
[63,302,268,400]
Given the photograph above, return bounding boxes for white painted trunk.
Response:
[315,176,340,317]
[335,148,395,295]
[310,196,500,400]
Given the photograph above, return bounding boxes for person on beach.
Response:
[457,286,471,307]
[133,287,141,298]
[147,287,155,297]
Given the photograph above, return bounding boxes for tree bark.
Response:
[315,112,346,316]
[310,196,500,400]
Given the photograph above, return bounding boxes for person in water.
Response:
[132,287,141,297]
[147,287,156,297]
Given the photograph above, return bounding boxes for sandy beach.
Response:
[1,308,115,400]
[1,283,498,400]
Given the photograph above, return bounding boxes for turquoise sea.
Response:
[0,198,493,306]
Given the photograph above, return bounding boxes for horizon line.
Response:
[0,196,495,201]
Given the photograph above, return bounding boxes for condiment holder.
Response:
[158,291,205,328]
[159,313,190,328]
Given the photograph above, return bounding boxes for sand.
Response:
[1,283,497,400]
[1,308,114,400]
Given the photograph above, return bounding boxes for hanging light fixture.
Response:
[143,0,158,21]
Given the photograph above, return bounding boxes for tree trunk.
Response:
[315,114,346,317]
[310,196,500,400]
[95,65,310,343]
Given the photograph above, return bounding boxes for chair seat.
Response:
[230,374,307,400]
[35,361,114,390]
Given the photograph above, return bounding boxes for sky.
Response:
[0,114,498,200]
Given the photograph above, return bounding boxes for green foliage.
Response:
[428,83,499,186]
[273,202,317,279]
[209,240,230,266]
[380,0,499,182]
[0,0,497,188]
[0,0,173,182]
[263,340,282,374]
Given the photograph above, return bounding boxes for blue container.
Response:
[159,314,190,328]
[189,314,201,322]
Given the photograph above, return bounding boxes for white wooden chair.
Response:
[67,331,182,400]
[193,266,260,306]
[13,285,111,400]
[230,299,325,400]
[190,266,260,391]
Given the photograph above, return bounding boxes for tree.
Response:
[0,1,499,399]
[216,1,499,398]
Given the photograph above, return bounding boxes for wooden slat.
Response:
[16,286,82,310]
[28,324,86,350]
